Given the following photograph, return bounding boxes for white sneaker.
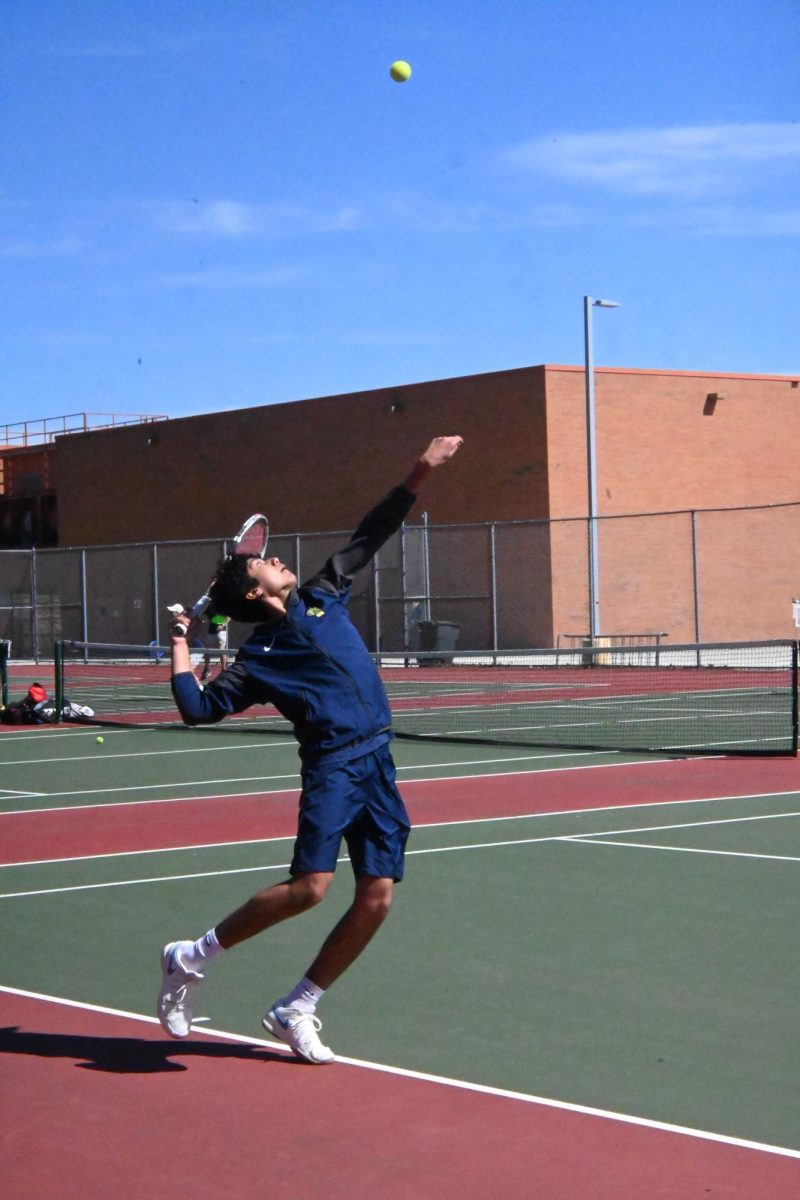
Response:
[62,701,95,720]
[157,941,203,1038]
[262,1004,335,1064]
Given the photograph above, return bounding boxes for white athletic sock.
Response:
[181,929,225,973]
[279,976,326,1014]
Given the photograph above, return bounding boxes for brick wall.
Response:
[48,362,800,644]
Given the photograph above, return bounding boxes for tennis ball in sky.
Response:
[96,736,104,744]
[389,60,412,82]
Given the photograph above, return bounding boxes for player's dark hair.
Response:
[208,555,266,623]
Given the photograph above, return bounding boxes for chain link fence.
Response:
[1,502,799,660]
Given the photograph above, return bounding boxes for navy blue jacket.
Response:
[171,485,416,765]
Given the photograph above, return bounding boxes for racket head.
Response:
[228,513,269,559]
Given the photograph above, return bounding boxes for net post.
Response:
[54,640,64,721]
[0,639,8,708]
[792,639,799,755]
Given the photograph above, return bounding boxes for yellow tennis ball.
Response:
[96,736,104,744]
[390,60,412,82]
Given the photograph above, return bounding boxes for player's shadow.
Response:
[0,1025,300,1074]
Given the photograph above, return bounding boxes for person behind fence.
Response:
[199,611,230,682]
[157,435,464,1064]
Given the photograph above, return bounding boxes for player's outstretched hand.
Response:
[420,436,464,467]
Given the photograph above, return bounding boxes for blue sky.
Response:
[2,0,798,424]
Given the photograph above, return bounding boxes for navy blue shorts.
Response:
[290,744,411,880]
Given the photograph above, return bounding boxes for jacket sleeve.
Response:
[171,659,261,725]
[303,485,417,593]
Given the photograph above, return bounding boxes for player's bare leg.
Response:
[304,875,394,988]
[215,871,334,948]
[262,876,394,1064]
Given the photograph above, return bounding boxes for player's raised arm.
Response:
[403,435,464,494]
[307,436,464,591]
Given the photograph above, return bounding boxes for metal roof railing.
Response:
[0,413,167,448]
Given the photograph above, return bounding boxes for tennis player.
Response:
[158,435,463,1063]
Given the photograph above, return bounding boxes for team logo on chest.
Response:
[306,606,325,618]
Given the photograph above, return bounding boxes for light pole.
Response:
[583,295,620,642]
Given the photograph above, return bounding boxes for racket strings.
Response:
[237,531,267,557]
[230,516,269,559]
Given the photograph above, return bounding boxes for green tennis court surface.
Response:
[1,721,798,1156]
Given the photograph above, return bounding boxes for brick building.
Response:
[3,366,799,646]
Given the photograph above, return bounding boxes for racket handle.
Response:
[167,594,211,637]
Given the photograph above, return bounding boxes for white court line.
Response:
[0,716,266,743]
[567,839,800,864]
[0,983,797,1161]
[560,808,800,842]
[0,773,304,810]
[0,767,793,831]
[0,859,297,899]
[0,790,44,799]
[5,808,800,897]
[0,741,296,767]
[0,755,696,816]
[2,834,297,869]
[7,800,800,871]
[0,746,611,775]
[1,837,587,897]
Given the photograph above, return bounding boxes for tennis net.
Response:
[55,638,798,756]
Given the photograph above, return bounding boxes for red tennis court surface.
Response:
[2,753,798,865]
[1,989,797,1200]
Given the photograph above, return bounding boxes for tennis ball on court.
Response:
[96,736,104,745]
[389,60,412,82]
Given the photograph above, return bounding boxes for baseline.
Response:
[0,984,796,1200]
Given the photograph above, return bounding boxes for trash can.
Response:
[417,620,460,664]
[581,635,610,668]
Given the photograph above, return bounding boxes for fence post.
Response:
[152,544,160,645]
[30,547,39,662]
[690,510,701,643]
[372,549,382,653]
[489,523,499,651]
[399,522,408,649]
[421,512,431,620]
[54,640,64,717]
[80,549,88,646]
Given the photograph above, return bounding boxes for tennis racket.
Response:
[169,513,269,635]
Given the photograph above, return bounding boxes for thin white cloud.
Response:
[633,206,800,238]
[0,234,88,258]
[157,200,261,235]
[503,123,800,198]
[384,194,585,231]
[153,193,582,240]
[153,199,364,237]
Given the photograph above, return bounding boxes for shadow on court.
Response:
[0,1025,298,1074]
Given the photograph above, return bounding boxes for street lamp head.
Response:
[593,299,620,308]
